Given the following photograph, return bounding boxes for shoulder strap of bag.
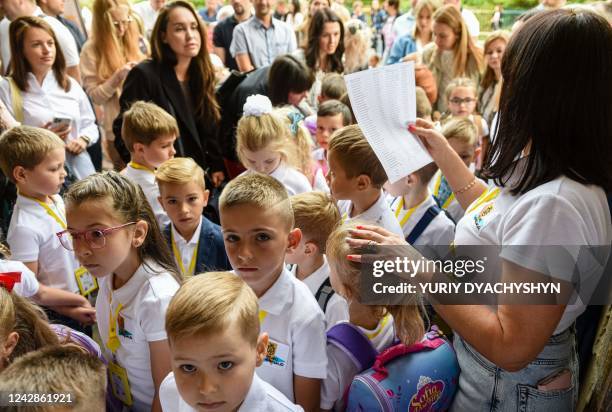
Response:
[314,277,335,313]
[327,323,379,372]
[7,77,23,123]
[406,205,442,244]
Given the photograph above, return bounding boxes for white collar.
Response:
[352,190,386,221]
[171,216,202,247]
[300,256,330,295]
[258,266,293,315]
[269,161,288,181]
[26,71,57,92]
[238,374,267,410]
[110,260,162,302]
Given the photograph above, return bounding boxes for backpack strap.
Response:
[315,277,335,313]
[327,323,379,372]
[406,205,442,244]
[7,77,23,123]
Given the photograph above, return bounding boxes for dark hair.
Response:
[151,0,220,123]
[317,99,352,126]
[267,55,315,106]
[387,0,400,10]
[483,9,612,194]
[9,16,70,92]
[306,8,344,73]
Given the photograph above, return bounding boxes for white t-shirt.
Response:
[321,314,396,410]
[257,267,327,401]
[0,259,40,298]
[311,148,330,193]
[454,172,612,334]
[7,195,79,293]
[0,8,79,73]
[0,73,98,179]
[170,217,202,277]
[96,260,180,409]
[123,162,170,229]
[338,191,404,237]
[242,162,312,196]
[461,8,480,38]
[160,372,304,412]
[290,257,349,329]
[388,193,455,248]
[132,1,158,38]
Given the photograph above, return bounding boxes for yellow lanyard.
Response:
[107,301,124,354]
[259,310,267,324]
[341,212,348,224]
[128,161,155,174]
[22,194,67,229]
[393,197,427,228]
[467,187,501,214]
[365,313,391,340]
[433,174,455,210]
[171,230,199,278]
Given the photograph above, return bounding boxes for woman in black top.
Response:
[113,0,225,186]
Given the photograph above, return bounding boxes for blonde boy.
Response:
[285,192,348,329]
[122,101,178,229]
[326,125,404,236]
[156,158,230,277]
[160,272,303,411]
[219,173,327,412]
[0,126,94,328]
[0,345,107,411]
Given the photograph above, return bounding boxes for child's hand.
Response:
[56,305,97,325]
[408,118,452,161]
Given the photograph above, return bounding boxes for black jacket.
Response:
[113,59,224,173]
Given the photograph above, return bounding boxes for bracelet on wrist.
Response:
[455,177,477,194]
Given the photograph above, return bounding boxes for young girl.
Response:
[62,171,180,412]
[479,31,509,126]
[421,5,484,114]
[321,221,425,411]
[237,95,313,195]
[430,118,480,223]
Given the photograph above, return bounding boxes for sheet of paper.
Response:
[345,61,433,183]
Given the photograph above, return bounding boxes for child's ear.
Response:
[132,220,149,248]
[286,228,302,252]
[473,146,482,163]
[133,142,145,156]
[406,173,418,186]
[356,174,372,190]
[201,189,210,206]
[1,331,19,363]
[255,332,269,367]
[304,241,319,257]
[12,166,27,185]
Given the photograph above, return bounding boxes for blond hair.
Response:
[320,73,347,100]
[328,125,388,188]
[441,117,478,146]
[121,101,179,152]
[415,86,432,118]
[433,5,484,77]
[156,157,206,191]
[0,345,107,411]
[481,31,509,91]
[0,126,64,183]
[326,222,425,345]
[236,111,299,171]
[166,272,259,345]
[219,173,294,231]
[444,77,478,104]
[412,0,438,40]
[290,192,340,253]
[273,106,314,179]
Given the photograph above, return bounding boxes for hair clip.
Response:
[243,94,273,117]
[287,111,304,135]
[0,272,22,293]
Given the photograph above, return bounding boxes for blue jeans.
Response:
[451,327,578,412]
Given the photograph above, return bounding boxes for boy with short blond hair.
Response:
[122,101,179,229]
[319,73,347,103]
[327,125,404,236]
[156,157,230,277]
[286,192,348,329]
[160,272,303,411]
[219,173,327,412]
[0,345,107,412]
[0,126,94,330]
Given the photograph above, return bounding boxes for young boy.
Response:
[312,100,352,192]
[156,157,231,277]
[160,272,303,411]
[286,192,348,329]
[0,126,95,330]
[219,173,327,412]
[416,86,433,122]
[0,345,107,411]
[319,73,347,104]
[385,162,455,253]
[327,125,404,236]
[122,101,178,229]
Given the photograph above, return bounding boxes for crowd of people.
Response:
[0,0,611,410]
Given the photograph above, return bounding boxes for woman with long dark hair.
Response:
[113,0,225,186]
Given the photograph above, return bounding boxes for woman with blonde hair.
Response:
[386,0,438,64]
[479,30,509,126]
[422,4,483,113]
[80,0,147,170]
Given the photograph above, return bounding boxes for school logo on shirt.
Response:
[117,314,133,340]
[473,203,494,230]
[264,340,288,368]
[409,376,444,412]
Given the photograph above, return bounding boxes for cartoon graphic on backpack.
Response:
[327,324,460,411]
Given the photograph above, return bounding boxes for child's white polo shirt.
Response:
[257,266,327,401]
[96,260,179,409]
[290,257,348,329]
[1,259,39,298]
[338,190,404,237]
[159,372,304,412]
[389,193,455,247]
[124,162,170,229]
[7,194,79,293]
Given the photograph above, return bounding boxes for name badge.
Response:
[263,339,289,369]
[109,360,133,406]
[75,267,98,296]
